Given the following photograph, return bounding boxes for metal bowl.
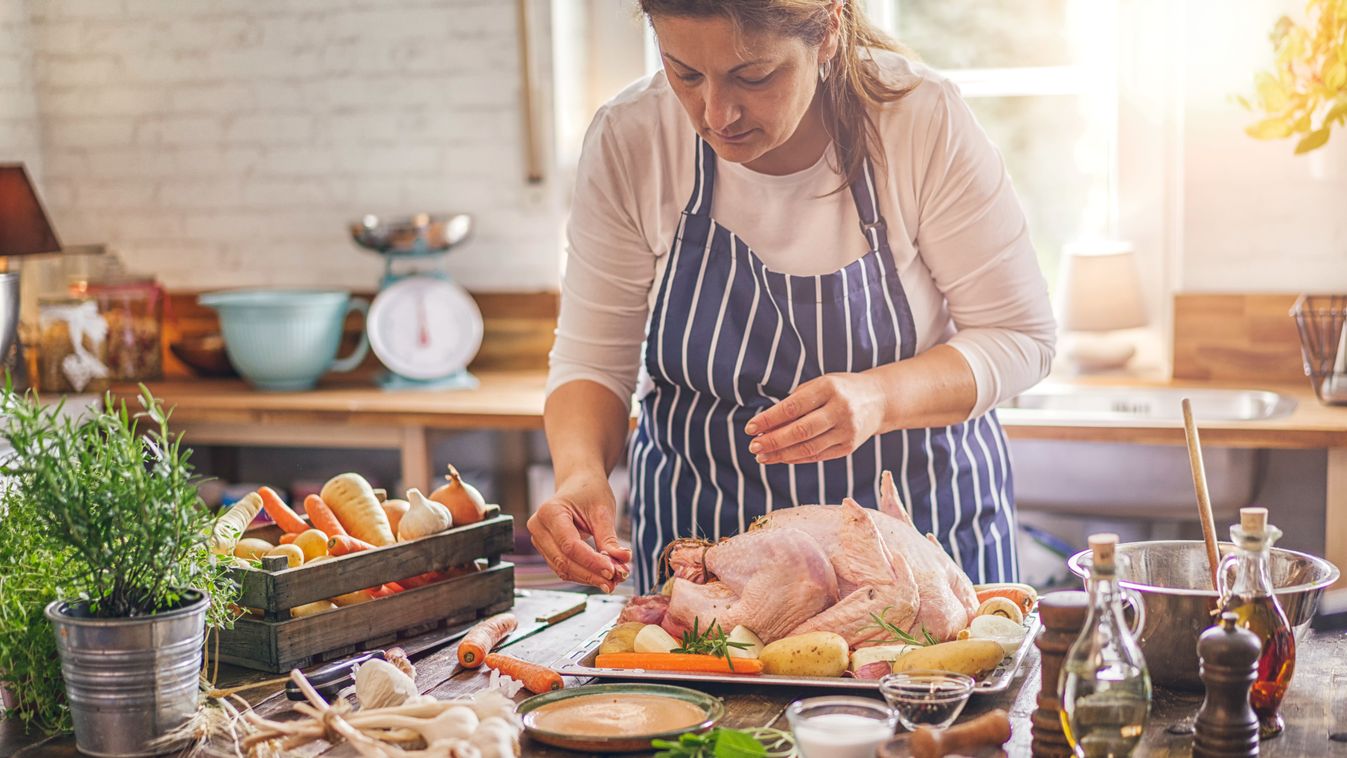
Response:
[348,213,471,256]
[1067,540,1338,691]
[169,334,236,378]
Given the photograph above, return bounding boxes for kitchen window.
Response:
[552,0,1171,306]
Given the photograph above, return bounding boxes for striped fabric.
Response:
[629,136,1017,593]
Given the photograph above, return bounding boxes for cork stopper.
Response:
[1089,533,1118,570]
[1240,507,1267,534]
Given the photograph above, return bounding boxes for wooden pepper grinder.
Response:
[1032,590,1090,758]
[1194,612,1261,757]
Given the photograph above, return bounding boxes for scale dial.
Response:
[367,276,483,381]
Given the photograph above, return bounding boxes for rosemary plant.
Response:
[0,385,239,733]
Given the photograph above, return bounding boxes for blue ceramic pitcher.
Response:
[199,289,369,391]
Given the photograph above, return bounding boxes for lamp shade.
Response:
[1055,240,1147,332]
[0,164,61,256]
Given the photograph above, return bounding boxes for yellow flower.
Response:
[1242,0,1347,154]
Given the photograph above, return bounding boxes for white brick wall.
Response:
[5,0,562,292]
[0,0,44,180]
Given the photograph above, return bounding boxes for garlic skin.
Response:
[398,488,454,541]
[470,716,521,758]
[355,658,419,709]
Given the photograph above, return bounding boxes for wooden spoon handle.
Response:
[911,709,1012,758]
[1182,398,1221,591]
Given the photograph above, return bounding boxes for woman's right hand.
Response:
[527,471,632,593]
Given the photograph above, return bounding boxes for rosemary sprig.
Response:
[864,606,939,646]
[673,618,751,671]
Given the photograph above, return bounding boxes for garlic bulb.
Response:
[470,716,521,758]
[355,658,418,709]
[398,488,454,541]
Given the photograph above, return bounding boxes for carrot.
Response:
[327,534,375,556]
[398,570,451,590]
[483,653,564,693]
[458,613,517,668]
[258,486,307,534]
[594,652,765,675]
[305,495,348,538]
[279,532,299,545]
[974,583,1038,615]
[369,582,404,598]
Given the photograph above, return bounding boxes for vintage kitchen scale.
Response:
[349,213,482,390]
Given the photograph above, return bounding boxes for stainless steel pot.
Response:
[1067,540,1338,691]
[46,591,206,757]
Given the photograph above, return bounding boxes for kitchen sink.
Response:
[998,385,1296,422]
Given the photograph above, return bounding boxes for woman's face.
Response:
[651,14,829,166]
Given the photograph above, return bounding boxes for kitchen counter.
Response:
[3,589,1343,756]
[119,371,1347,587]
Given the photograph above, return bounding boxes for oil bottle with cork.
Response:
[1059,533,1152,758]
[1218,506,1295,739]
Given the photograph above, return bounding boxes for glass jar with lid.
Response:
[86,275,164,381]
[38,296,111,394]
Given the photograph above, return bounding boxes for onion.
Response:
[429,464,488,526]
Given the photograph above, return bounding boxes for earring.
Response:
[818,61,831,82]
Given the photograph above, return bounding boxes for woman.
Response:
[530,0,1055,595]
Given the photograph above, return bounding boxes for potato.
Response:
[290,600,336,618]
[759,631,849,677]
[599,622,646,655]
[233,537,274,561]
[293,529,330,562]
[634,624,680,654]
[891,639,1006,678]
[263,544,305,568]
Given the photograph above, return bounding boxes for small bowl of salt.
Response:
[785,695,897,758]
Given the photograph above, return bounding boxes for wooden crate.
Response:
[216,506,515,672]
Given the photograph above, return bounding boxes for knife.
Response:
[284,649,388,701]
[494,597,588,651]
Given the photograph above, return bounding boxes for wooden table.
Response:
[123,373,1347,586]
[5,590,1344,757]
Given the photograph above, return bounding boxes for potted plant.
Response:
[1242,0,1347,153]
[0,387,238,756]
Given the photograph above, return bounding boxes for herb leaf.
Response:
[864,605,939,646]
[672,618,751,671]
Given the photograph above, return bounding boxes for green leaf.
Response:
[712,729,768,758]
[1294,127,1332,152]
[1326,98,1347,125]
[1246,116,1294,140]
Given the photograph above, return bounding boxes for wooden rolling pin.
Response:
[911,710,1013,758]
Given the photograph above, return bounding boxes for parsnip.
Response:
[209,491,264,555]
[320,473,396,546]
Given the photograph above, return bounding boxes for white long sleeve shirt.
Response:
[548,52,1056,420]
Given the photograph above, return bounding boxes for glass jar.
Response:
[86,276,164,381]
[38,296,111,394]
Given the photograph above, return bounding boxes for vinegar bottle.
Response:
[1059,533,1152,758]
[1218,506,1295,739]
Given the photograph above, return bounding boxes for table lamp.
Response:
[0,163,62,367]
[1055,240,1147,373]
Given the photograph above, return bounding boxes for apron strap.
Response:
[848,156,888,253]
[683,136,718,217]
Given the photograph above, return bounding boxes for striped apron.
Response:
[628,136,1017,593]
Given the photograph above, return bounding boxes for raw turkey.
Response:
[619,472,979,646]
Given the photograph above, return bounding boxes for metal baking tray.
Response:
[553,610,1039,694]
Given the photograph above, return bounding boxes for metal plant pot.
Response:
[45,591,207,757]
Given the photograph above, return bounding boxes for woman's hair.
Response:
[638,0,915,187]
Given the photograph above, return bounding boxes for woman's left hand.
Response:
[744,372,888,465]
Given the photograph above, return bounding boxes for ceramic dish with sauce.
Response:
[517,683,725,753]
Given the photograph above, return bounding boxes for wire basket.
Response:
[1291,294,1347,405]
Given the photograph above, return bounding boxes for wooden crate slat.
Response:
[233,510,511,611]
[219,563,515,672]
